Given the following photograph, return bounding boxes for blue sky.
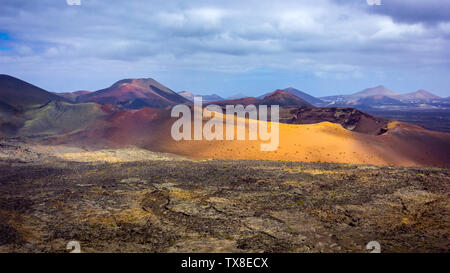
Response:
[0,0,449,97]
[0,32,11,50]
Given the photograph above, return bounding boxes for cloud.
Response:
[0,0,449,97]
[365,0,450,25]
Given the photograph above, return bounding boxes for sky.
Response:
[0,0,449,98]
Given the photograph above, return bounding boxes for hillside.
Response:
[259,90,312,107]
[19,101,111,137]
[77,78,190,109]
[258,87,323,105]
[282,107,389,135]
[0,74,67,111]
[207,90,312,107]
[1,75,448,168]
[39,106,450,167]
[284,87,323,104]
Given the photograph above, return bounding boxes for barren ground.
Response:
[0,139,448,253]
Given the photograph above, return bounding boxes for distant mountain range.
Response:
[1,73,449,137]
[258,87,324,105]
[180,85,448,110]
[179,88,322,106]
[1,74,450,166]
[320,85,447,110]
[206,89,312,107]
[1,74,448,112]
[178,91,224,102]
[257,89,312,107]
[180,87,323,105]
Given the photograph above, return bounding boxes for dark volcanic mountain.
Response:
[0,74,70,137]
[207,90,312,107]
[0,74,67,111]
[259,90,312,107]
[259,87,323,105]
[281,106,389,135]
[77,78,190,109]
[318,85,444,109]
[283,87,323,104]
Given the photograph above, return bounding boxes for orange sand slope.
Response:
[145,112,450,167]
[52,108,450,167]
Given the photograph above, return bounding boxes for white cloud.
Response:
[371,18,425,39]
[0,0,449,95]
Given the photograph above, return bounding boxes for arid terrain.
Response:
[2,75,450,167]
[2,0,450,258]
[0,139,448,253]
[1,75,449,253]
